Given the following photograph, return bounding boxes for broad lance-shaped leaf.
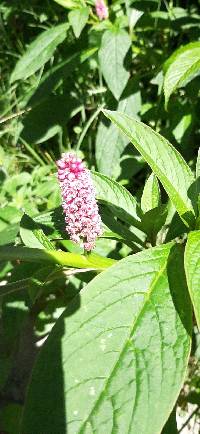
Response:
[92,171,141,227]
[68,7,89,38]
[103,110,195,228]
[164,42,200,106]
[185,230,200,329]
[99,28,131,100]
[10,23,69,83]
[21,243,192,434]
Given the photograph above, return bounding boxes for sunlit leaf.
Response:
[21,243,192,434]
[185,230,200,329]
[103,110,195,228]
[164,42,200,106]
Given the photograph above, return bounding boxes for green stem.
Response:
[20,138,45,166]
[76,104,105,151]
[0,278,31,296]
[0,246,116,270]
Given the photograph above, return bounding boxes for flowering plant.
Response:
[0,0,200,433]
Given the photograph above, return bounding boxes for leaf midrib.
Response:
[108,114,194,218]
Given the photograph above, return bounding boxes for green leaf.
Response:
[0,246,116,270]
[164,42,200,106]
[0,224,19,247]
[100,207,144,251]
[99,28,131,100]
[20,214,55,250]
[20,95,80,144]
[196,147,200,179]
[92,171,141,227]
[141,205,168,245]
[141,173,161,213]
[96,79,141,177]
[185,230,200,329]
[53,0,79,8]
[10,23,69,83]
[21,243,192,434]
[26,52,81,106]
[68,7,89,38]
[103,110,195,228]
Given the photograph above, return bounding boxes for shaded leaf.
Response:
[96,79,141,177]
[141,205,168,244]
[21,95,80,144]
[92,171,141,227]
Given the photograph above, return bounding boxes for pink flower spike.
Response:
[95,0,109,20]
[57,152,103,251]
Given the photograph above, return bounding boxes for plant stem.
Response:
[76,104,105,151]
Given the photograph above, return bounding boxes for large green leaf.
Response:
[103,110,195,228]
[92,171,141,227]
[21,243,192,434]
[164,42,200,106]
[99,28,131,100]
[185,230,200,329]
[10,23,69,83]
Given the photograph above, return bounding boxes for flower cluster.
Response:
[95,0,109,20]
[57,153,102,251]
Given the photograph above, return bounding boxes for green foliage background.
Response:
[0,0,200,433]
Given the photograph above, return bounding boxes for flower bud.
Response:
[95,0,109,20]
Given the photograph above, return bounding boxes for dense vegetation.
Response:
[0,0,200,432]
